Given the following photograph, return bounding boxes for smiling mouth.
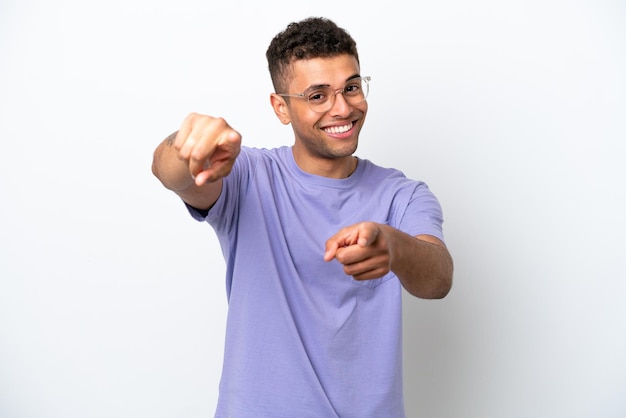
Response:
[323,122,353,134]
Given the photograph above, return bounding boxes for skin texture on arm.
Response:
[151,113,242,210]
[324,222,453,299]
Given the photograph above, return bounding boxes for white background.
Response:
[1,1,625,417]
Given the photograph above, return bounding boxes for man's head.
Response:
[267,18,367,176]
[266,17,359,93]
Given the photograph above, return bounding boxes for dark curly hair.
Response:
[266,17,359,93]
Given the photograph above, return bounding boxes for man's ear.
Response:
[270,93,291,125]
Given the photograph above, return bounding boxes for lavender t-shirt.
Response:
[187,146,444,418]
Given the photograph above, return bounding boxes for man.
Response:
[152,16,453,418]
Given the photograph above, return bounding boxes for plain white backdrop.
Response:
[1,1,625,417]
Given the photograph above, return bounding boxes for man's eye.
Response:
[308,92,327,103]
[345,84,361,95]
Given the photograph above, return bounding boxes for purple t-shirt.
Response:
[188,146,444,418]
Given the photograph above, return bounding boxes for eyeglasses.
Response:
[278,76,371,113]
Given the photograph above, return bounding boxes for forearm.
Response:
[383,225,454,299]
[152,132,195,191]
[151,132,222,210]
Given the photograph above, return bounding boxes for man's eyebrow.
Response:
[305,75,362,91]
[306,83,331,90]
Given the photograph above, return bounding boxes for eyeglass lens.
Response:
[307,78,369,112]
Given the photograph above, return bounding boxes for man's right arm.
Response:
[151,113,242,210]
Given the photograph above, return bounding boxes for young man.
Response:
[152,16,453,418]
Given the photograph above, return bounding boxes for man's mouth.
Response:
[323,122,353,134]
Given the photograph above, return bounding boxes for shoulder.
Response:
[236,145,289,166]
[358,158,436,202]
[226,145,292,186]
[358,158,416,185]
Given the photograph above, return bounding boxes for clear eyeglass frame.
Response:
[278,76,371,113]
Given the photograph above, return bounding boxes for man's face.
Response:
[275,54,368,174]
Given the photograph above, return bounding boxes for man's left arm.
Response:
[324,222,453,299]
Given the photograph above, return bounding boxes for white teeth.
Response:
[324,123,352,134]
